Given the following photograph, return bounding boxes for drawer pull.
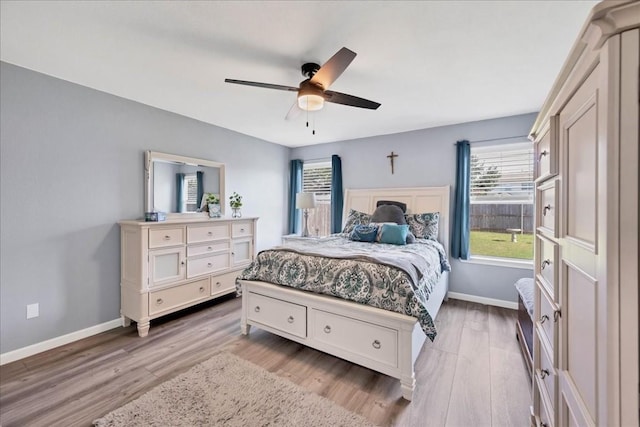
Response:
[554,310,561,322]
[240,228,245,232]
[539,369,550,379]
[541,259,551,270]
[181,260,185,266]
[543,204,552,216]
[254,306,260,313]
[156,298,163,305]
[207,262,213,268]
[163,235,171,240]
[287,316,294,323]
[207,231,213,236]
[208,246,213,251]
[538,150,548,161]
[199,286,205,293]
[372,340,381,349]
[324,325,331,334]
[540,314,549,324]
[215,281,221,288]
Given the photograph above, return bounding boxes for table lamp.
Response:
[296,192,317,237]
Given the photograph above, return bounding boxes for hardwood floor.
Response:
[0,296,531,427]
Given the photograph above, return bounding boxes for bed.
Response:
[238,186,450,401]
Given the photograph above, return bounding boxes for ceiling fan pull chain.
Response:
[312,113,316,135]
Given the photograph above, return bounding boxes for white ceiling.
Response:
[0,1,598,147]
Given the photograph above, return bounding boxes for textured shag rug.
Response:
[93,352,375,427]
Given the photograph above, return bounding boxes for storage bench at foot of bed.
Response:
[239,279,427,401]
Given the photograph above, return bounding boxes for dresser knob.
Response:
[287,316,294,323]
[538,150,548,162]
[207,262,212,268]
[181,260,185,266]
[254,306,260,313]
[163,235,171,240]
[372,340,381,349]
[543,204,552,216]
[539,369,550,379]
[554,310,561,322]
[324,325,331,334]
[216,281,221,288]
[207,246,212,251]
[207,231,213,236]
[156,298,163,305]
[541,259,551,270]
[199,287,205,293]
[540,314,549,324]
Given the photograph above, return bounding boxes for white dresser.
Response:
[119,217,257,337]
[529,2,638,426]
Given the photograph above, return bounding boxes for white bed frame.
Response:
[239,186,450,400]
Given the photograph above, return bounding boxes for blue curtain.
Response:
[331,155,344,234]
[288,159,303,234]
[452,140,471,259]
[196,171,204,211]
[175,173,185,213]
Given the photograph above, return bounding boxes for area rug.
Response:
[93,352,375,427]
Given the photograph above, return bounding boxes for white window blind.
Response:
[184,174,198,209]
[302,162,332,200]
[470,142,534,204]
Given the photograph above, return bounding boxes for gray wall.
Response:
[291,113,537,302]
[0,62,289,354]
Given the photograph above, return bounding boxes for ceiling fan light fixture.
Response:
[297,94,324,111]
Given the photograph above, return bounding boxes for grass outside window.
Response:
[470,230,533,260]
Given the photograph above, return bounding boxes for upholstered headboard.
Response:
[343,186,450,253]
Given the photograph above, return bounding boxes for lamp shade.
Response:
[296,192,317,209]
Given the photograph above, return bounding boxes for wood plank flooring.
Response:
[0,296,531,427]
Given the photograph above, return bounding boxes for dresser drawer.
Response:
[187,241,230,257]
[211,270,239,296]
[187,224,230,244]
[537,235,558,297]
[537,180,558,237]
[247,292,307,338]
[232,221,253,238]
[312,309,398,368]
[149,278,210,316]
[535,117,558,182]
[536,339,556,410]
[187,253,229,278]
[149,227,185,248]
[537,282,558,359]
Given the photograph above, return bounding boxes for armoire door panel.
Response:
[563,260,598,421]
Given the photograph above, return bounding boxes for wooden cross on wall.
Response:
[387,151,398,174]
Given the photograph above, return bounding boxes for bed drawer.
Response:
[187,224,230,243]
[247,292,307,338]
[187,253,229,278]
[149,227,185,248]
[149,278,210,316]
[312,309,398,368]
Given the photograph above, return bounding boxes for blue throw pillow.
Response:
[379,224,409,245]
[350,224,379,242]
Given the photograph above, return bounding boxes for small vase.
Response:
[231,207,242,218]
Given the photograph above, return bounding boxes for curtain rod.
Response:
[455,134,530,145]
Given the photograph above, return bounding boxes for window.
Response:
[302,161,332,237]
[469,142,534,261]
[182,174,199,212]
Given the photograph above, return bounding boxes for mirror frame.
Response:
[144,150,226,218]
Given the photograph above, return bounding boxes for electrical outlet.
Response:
[26,303,39,319]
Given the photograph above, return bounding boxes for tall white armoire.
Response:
[529,1,639,426]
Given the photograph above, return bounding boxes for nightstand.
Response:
[282,234,320,244]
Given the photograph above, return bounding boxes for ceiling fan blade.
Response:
[285,102,302,120]
[225,79,298,92]
[309,47,356,89]
[323,90,381,110]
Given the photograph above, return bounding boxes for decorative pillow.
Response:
[405,212,440,240]
[406,231,416,244]
[370,204,407,225]
[350,224,379,242]
[370,221,396,242]
[342,209,371,234]
[376,200,407,213]
[379,224,409,245]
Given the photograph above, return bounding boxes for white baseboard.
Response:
[447,291,518,310]
[0,318,122,366]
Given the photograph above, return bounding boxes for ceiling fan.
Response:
[225,47,381,120]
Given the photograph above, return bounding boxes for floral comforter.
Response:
[237,235,451,341]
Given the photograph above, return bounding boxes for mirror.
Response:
[145,151,225,217]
